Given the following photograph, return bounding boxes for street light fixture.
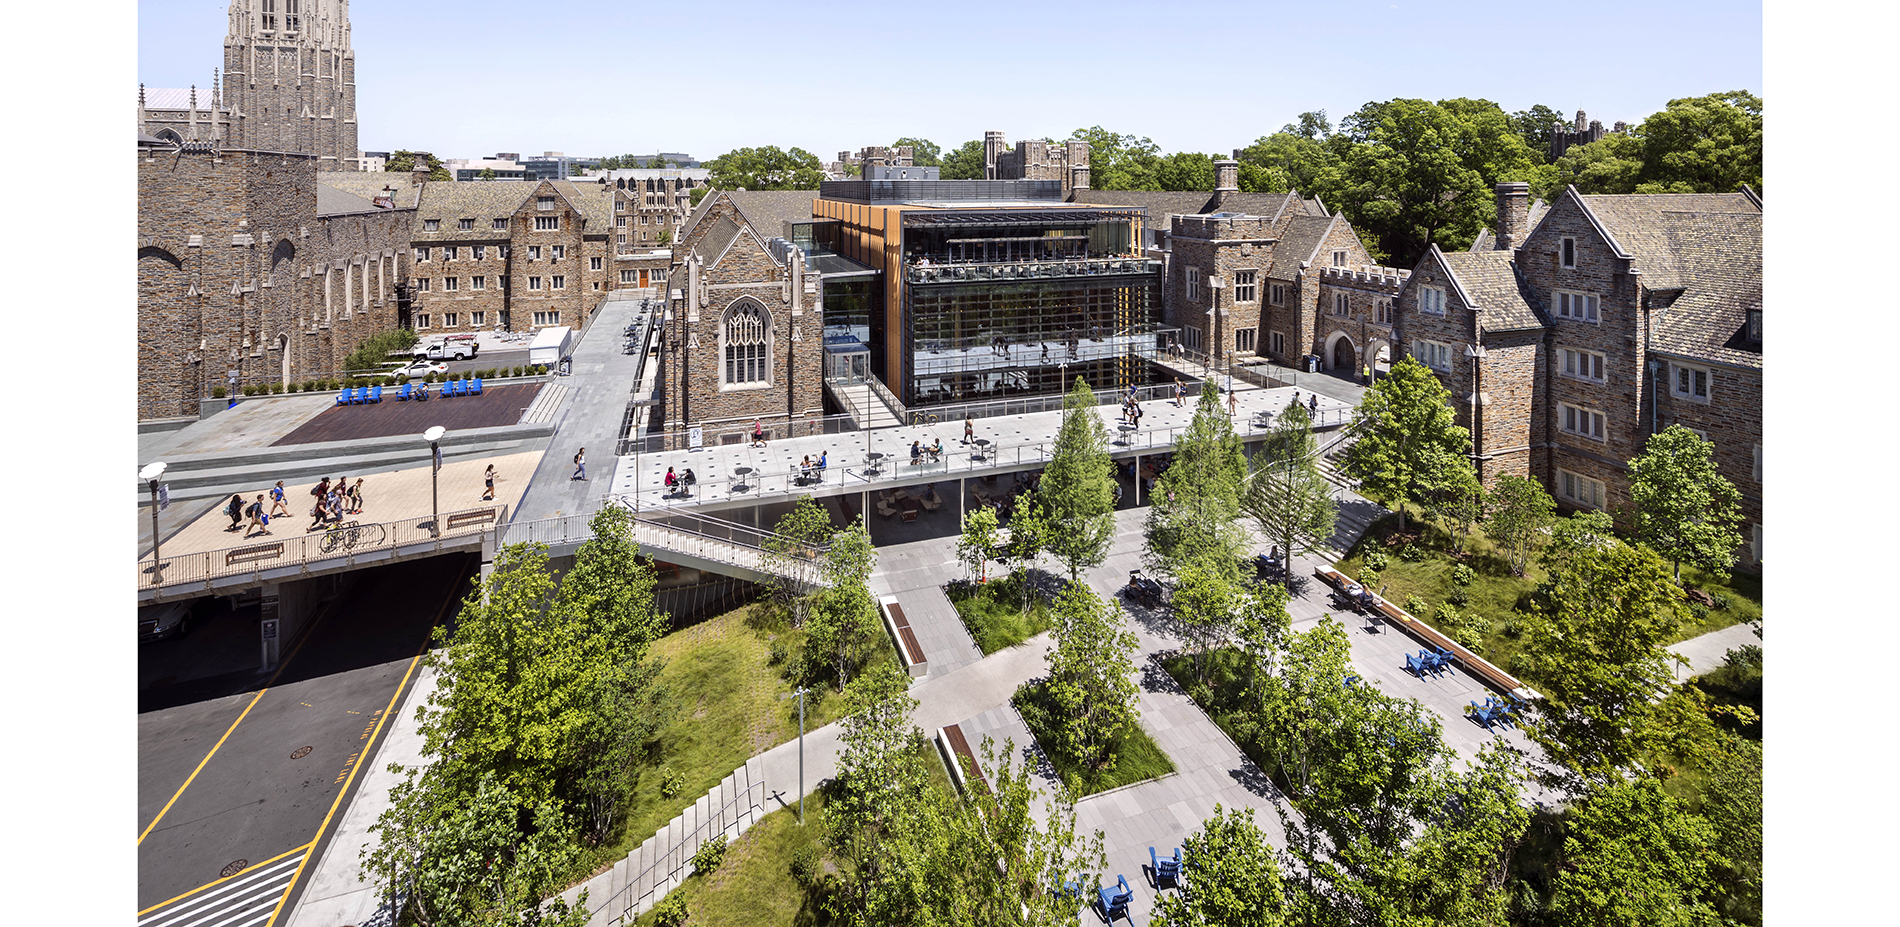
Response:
[779,685,810,824]
[423,425,446,536]
[140,461,167,578]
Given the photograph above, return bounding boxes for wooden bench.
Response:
[882,599,928,678]
[225,542,285,566]
[936,723,988,795]
[1313,567,1532,699]
[445,508,498,531]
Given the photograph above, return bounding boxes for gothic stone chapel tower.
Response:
[222,1,358,170]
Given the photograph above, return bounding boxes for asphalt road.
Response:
[136,553,475,920]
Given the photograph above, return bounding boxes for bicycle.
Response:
[318,520,387,554]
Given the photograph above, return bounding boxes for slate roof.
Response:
[1576,192,1759,288]
[1641,211,1762,369]
[677,190,724,246]
[1436,248,1549,333]
[1469,198,1549,251]
[318,173,423,209]
[409,181,540,241]
[315,184,381,216]
[143,88,222,111]
[692,212,747,268]
[551,180,615,235]
[1268,214,1340,278]
[727,190,820,240]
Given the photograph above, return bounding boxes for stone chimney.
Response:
[1212,159,1239,210]
[1494,181,1529,252]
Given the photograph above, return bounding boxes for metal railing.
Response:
[905,257,1159,284]
[138,503,506,591]
[591,771,766,925]
[497,505,830,585]
[911,381,1176,427]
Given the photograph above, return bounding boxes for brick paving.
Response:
[272,383,545,445]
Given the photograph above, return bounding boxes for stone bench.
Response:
[880,597,928,679]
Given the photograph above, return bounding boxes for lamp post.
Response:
[780,685,809,824]
[141,461,167,579]
[423,425,446,536]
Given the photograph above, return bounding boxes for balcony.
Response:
[905,257,1159,286]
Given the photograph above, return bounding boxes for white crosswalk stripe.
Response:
[137,849,307,927]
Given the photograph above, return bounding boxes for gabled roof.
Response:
[318,173,423,209]
[410,181,541,240]
[550,180,615,234]
[1268,214,1340,278]
[1435,247,1549,333]
[677,190,723,245]
[1575,190,1760,287]
[726,190,819,240]
[316,184,380,216]
[1643,211,1762,369]
[692,212,746,267]
[142,88,222,111]
[1469,198,1549,251]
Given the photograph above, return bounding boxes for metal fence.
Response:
[590,772,765,925]
[617,411,864,456]
[138,503,507,591]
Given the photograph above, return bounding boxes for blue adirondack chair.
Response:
[1468,701,1499,730]
[1406,653,1427,678]
[396,382,413,401]
[452,379,467,397]
[1151,847,1182,889]
[471,377,483,395]
[1098,875,1133,924]
[336,387,353,406]
[369,384,383,403]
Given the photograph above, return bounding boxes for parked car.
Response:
[414,334,479,361]
[139,599,196,643]
[398,359,448,379]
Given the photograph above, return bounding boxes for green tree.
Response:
[1243,401,1336,592]
[1145,380,1249,582]
[705,145,825,190]
[1068,126,1161,191]
[1509,103,1566,159]
[1552,131,1648,195]
[1154,151,1217,192]
[343,327,419,373]
[1428,465,1485,554]
[1538,508,1617,574]
[1234,130,1343,200]
[957,506,1000,584]
[477,166,498,181]
[386,149,452,181]
[1040,377,1116,583]
[1635,90,1763,194]
[1040,584,1140,777]
[1331,98,1540,265]
[363,772,589,927]
[890,137,942,167]
[1701,738,1763,925]
[764,495,835,627]
[1341,355,1475,533]
[561,506,664,663]
[1629,424,1745,582]
[1169,558,1242,685]
[1484,474,1557,576]
[1284,110,1332,139]
[1551,778,1720,927]
[824,661,929,927]
[940,139,985,180]
[1516,538,1726,788]
[655,227,672,246]
[806,519,880,690]
[1000,494,1050,614]
[1150,805,1289,927]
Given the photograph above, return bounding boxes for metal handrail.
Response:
[590,773,765,924]
[137,503,506,591]
[498,504,830,579]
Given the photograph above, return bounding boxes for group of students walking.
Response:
[223,476,364,539]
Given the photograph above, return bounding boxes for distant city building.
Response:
[1549,110,1630,161]
[520,152,604,181]
[446,157,527,181]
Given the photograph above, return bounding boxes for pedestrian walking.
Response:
[309,495,329,531]
[1174,378,1185,407]
[244,494,271,537]
[484,464,497,501]
[311,477,331,505]
[326,485,344,523]
[348,478,364,515]
[1309,393,1318,414]
[963,415,974,445]
[268,480,290,518]
[572,448,586,481]
[224,493,245,532]
[1228,388,1238,418]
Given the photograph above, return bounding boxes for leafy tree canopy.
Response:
[1554,90,1763,196]
[705,145,825,191]
[1039,377,1116,582]
[939,139,985,180]
[1509,103,1567,160]
[1068,126,1161,191]
[889,137,941,167]
[1341,355,1474,532]
[1628,424,1745,581]
[385,149,451,181]
[1551,777,1720,927]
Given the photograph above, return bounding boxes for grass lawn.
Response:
[1332,508,1762,687]
[945,571,1055,654]
[575,601,897,882]
[1013,679,1174,798]
[1158,649,1279,784]
[631,793,828,927]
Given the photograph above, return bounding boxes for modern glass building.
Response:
[812,179,1167,407]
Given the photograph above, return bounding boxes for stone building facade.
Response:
[403,180,614,334]
[1161,161,1395,373]
[138,138,412,419]
[658,192,824,444]
[984,131,1091,196]
[1392,182,1763,567]
[602,169,708,269]
[141,1,360,170]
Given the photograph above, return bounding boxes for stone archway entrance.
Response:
[1325,331,1357,372]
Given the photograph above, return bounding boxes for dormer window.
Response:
[1747,309,1762,344]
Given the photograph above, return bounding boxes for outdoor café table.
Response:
[733,466,752,492]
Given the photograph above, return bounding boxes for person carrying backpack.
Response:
[225,494,245,532]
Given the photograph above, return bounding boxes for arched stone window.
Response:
[722,299,772,387]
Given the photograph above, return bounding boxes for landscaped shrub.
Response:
[1405,595,1431,618]
[691,835,728,874]
[271,382,285,394]
[768,638,789,667]
[212,386,227,399]
[1359,567,1381,589]
[789,844,820,887]
[1362,548,1389,572]
[659,766,684,799]
[1450,563,1475,587]
[1446,584,1471,607]
[650,892,686,927]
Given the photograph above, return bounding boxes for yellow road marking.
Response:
[136,840,313,916]
[138,594,331,844]
[262,561,468,927]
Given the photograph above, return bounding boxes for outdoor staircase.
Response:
[824,379,902,429]
[499,504,830,591]
[561,763,766,925]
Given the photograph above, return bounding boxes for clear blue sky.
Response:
[136,1,1761,161]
